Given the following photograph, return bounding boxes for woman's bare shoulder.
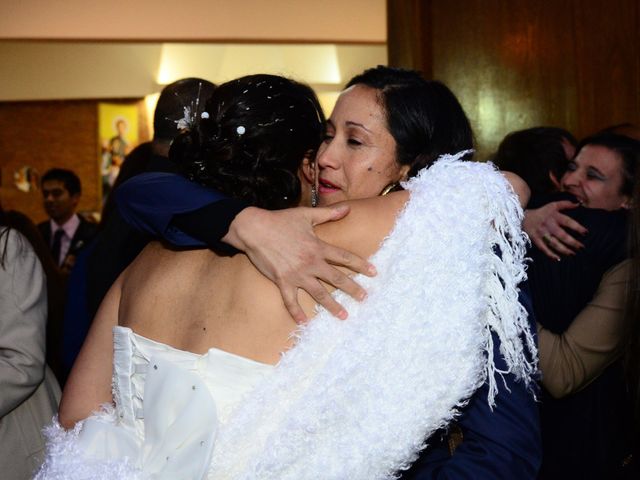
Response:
[314,190,409,259]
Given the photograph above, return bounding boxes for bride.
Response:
[38,73,535,479]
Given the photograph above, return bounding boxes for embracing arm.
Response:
[117,172,374,322]
[58,273,123,429]
[537,260,630,398]
[0,231,47,417]
[116,172,233,247]
[523,201,587,260]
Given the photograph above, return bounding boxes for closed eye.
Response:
[587,168,606,181]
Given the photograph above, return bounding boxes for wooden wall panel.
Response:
[0,100,149,224]
[388,0,640,159]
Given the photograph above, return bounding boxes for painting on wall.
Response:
[13,165,40,193]
[98,103,139,204]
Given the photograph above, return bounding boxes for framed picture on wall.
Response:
[98,103,139,204]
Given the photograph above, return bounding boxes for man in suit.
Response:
[38,168,97,274]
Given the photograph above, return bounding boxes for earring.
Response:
[311,185,319,207]
[380,183,399,196]
[310,159,319,207]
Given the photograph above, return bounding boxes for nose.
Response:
[561,169,581,191]
[316,140,340,171]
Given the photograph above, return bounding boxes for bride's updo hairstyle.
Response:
[171,74,325,209]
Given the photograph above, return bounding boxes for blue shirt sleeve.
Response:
[115,172,227,247]
[401,284,541,479]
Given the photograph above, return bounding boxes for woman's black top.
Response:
[527,192,633,479]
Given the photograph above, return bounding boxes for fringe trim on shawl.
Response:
[206,152,538,479]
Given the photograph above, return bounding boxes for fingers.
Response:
[323,243,376,277]
[546,226,584,252]
[308,204,350,226]
[281,287,309,325]
[533,234,561,261]
[298,278,348,321]
[541,233,574,257]
[552,200,581,211]
[541,210,587,254]
[556,213,588,236]
[321,265,367,301]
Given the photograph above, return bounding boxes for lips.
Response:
[318,178,340,194]
[565,187,585,205]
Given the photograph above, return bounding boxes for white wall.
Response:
[0,42,387,102]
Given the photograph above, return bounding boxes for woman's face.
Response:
[561,144,631,210]
[314,85,409,206]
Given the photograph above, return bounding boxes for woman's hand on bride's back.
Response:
[222,206,376,324]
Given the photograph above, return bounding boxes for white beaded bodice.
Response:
[72,326,274,479]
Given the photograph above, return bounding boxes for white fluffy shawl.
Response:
[37,153,537,480]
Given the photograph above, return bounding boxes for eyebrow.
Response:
[345,120,373,134]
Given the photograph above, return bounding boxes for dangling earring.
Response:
[380,183,399,196]
[310,160,319,207]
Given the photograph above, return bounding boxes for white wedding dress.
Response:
[55,326,273,479]
[37,154,537,480]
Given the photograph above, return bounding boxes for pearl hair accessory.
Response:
[236,126,246,135]
[173,82,206,130]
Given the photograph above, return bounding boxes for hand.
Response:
[523,201,588,260]
[222,205,376,323]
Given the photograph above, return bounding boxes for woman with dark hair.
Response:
[38,72,535,478]
[492,126,577,196]
[527,132,640,479]
[0,207,61,479]
[106,66,540,478]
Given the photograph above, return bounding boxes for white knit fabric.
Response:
[36,153,537,479]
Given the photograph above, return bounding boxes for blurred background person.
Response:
[37,168,97,275]
[524,132,639,479]
[0,205,61,479]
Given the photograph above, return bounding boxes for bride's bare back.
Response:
[58,192,406,428]
[120,242,300,365]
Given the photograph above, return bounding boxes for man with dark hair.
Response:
[37,168,97,272]
[86,77,217,316]
[60,78,218,381]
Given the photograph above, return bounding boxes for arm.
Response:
[58,271,123,428]
[117,172,375,322]
[523,201,587,260]
[115,172,231,247]
[537,260,629,398]
[402,287,541,479]
[0,231,47,416]
[223,206,375,322]
[502,171,531,208]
